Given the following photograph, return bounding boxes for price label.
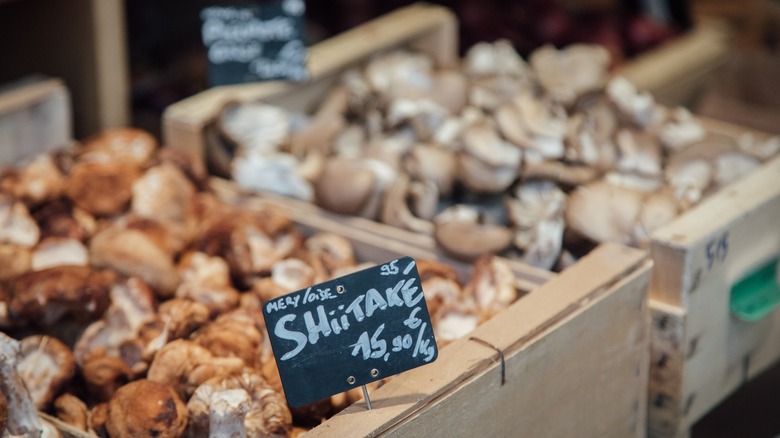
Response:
[200,0,308,86]
[263,257,438,407]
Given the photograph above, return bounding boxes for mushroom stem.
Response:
[209,389,250,438]
[0,332,44,436]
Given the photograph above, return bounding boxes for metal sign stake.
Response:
[362,385,372,410]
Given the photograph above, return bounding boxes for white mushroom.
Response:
[530,44,611,105]
[566,181,644,245]
[232,152,314,201]
[606,76,655,127]
[658,107,706,152]
[459,123,522,193]
[506,181,566,269]
[219,102,290,153]
[615,129,662,176]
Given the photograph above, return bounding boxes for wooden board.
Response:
[163,3,458,164]
[0,76,71,165]
[649,154,780,436]
[308,243,651,437]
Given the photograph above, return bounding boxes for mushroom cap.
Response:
[89,222,179,297]
[404,144,457,197]
[147,340,245,400]
[53,394,89,432]
[315,158,376,215]
[188,369,291,438]
[218,102,291,153]
[1,154,65,206]
[193,308,265,367]
[65,161,141,216]
[232,152,314,201]
[107,379,188,438]
[132,162,197,237]
[304,232,356,278]
[0,195,40,247]
[18,335,76,410]
[380,174,436,235]
[156,298,210,340]
[566,181,644,244]
[465,256,517,318]
[31,237,89,271]
[530,44,611,105]
[79,128,157,167]
[80,354,132,403]
[463,40,528,79]
[0,244,31,281]
[434,206,513,261]
[31,199,96,242]
[8,266,114,327]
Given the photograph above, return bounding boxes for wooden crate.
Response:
[38,190,651,437]
[0,76,71,166]
[648,151,780,437]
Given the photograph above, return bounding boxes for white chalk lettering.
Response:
[274,314,307,360]
[401,278,423,307]
[303,305,332,344]
[380,259,399,276]
[364,289,388,317]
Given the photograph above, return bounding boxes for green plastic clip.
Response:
[730,258,780,322]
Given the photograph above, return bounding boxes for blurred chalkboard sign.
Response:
[200,0,308,86]
[263,257,439,407]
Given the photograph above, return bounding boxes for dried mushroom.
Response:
[66,161,141,216]
[53,394,90,432]
[0,195,40,247]
[106,379,188,438]
[187,370,291,438]
[17,335,76,409]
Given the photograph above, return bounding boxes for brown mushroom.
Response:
[131,161,197,240]
[154,298,210,341]
[0,153,65,205]
[0,194,40,247]
[53,393,89,432]
[89,218,179,297]
[81,354,133,403]
[315,157,397,219]
[66,160,141,216]
[147,340,245,400]
[218,101,291,154]
[31,199,96,242]
[206,389,252,438]
[193,308,267,367]
[0,389,8,435]
[380,174,436,234]
[106,379,188,438]
[17,335,76,409]
[404,144,458,197]
[89,403,109,438]
[0,244,31,281]
[7,265,114,327]
[78,128,157,167]
[464,256,517,319]
[176,252,239,317]
[187,369,291,438]
[0,332,61,437]
[434,205,513,261]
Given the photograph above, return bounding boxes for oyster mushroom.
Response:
[147,340,245,400]
[564,100,618,170]
[304,232,356,279]
[380,174,436,234]
[496,93,567,159]
[713,151,761,189]
[615,129,662,176]
[290,86,348,157]
[187,370,292,438]
[404,143,458,197]
[463,40,529,79]
[523,161,599,187]
[315,157,397,219]
[665,157,713,209]
[218,102,290,154]
[566,181,644,245]
[232,151,314,201]
[606,76,655,127]
[633,189,680,247]
[459,122,522,193]
[0,194,40,247]
[434,205,513,261]
[17,335,76,409]
[364,50,435,100]
[506,181,566,269]
[738,133,780,160]
[530,44,611,105]
[658,107,706,152]
[107,379,188,438]
[0,332,61,437]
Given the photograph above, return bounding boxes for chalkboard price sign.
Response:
[263,257,438,407]
[201,0,308,86]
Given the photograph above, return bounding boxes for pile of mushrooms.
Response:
[0,129,521,437]
[217,41,780,270]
